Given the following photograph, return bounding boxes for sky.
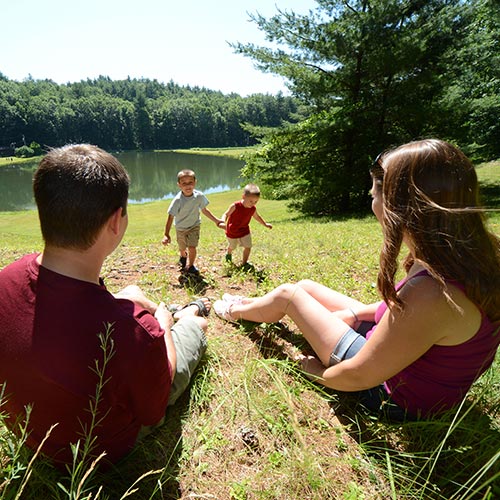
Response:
[3,0,318,96]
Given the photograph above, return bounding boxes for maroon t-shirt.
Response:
[226,201,256,239]
[0,254,172,467]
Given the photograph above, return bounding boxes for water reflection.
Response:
[0,162,39,211]
[119,151,244,204]
[0,152,244,211]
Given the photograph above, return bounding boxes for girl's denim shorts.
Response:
[328,322,412,421]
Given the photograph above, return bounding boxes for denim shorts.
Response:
[328,322,410,421]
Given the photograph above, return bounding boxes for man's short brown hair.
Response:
[33,144,130,249]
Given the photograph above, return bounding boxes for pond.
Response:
[0,151,245,211]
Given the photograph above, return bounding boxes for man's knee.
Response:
[193,316,208,332]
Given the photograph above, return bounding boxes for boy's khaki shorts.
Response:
[227,233,252,250]
[176,225,201,251]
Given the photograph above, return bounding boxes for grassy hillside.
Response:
[0,163,499,499]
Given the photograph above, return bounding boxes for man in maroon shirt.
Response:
[0,144,208,469]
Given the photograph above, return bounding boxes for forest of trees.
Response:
[0,75,305,152]
[238,0,500,214]
[1,0,499,215]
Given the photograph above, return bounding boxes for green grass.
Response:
[0,155,42,167]
[168,146,258,159]
[0,162,499,499]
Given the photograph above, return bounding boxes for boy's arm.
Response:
[201,207,224,226]
[223,204,236,223]
[217,204,235,229]
[253,210,273,229]
[162,214,174,245]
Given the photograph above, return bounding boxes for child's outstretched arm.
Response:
[202,207,224,226]
[218,204,235,229]
[162,214,174,245]
[253,210,273,229]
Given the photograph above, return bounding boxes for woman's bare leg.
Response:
[297,279,364,311]
[228,283,358,366]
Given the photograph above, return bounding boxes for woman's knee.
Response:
[272,283,303,304]
[297,279,318,293]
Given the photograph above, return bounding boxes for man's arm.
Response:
[155,303,177,375]
[113,285,158,314]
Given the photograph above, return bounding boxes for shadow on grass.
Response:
[335,397,500,499]
[97,359,213,499]
[221,261,269,284]
[177,270,211,295]
[242,320,500,500]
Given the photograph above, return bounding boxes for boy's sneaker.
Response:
[187,265,199,275]
[178,256,187,269]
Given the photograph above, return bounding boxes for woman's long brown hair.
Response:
[374,139,500,321]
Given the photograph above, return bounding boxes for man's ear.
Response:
[108,207,124,235]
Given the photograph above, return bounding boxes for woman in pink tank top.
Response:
[215,139,500,419]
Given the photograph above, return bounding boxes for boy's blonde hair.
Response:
[243,183,261,196]
[177,169,196,181]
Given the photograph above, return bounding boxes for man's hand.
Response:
[162,235,171,245]
[154,302,175,331]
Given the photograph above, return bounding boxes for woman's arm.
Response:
[332,301,382,328]
[301,276,474,391]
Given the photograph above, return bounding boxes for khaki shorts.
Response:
[176,225,201,251]
[168,317,207,405]
[227,233,252,250]
[136,317,207,440]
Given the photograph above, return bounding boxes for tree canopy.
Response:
[0,75,305,152]
[235,0,500,214]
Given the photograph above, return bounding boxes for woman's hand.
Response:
[297,354,327,382]
[331,308,360,329]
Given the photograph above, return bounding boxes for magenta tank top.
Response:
[367,270,500,417]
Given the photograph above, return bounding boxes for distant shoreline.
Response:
[0,146,256,167]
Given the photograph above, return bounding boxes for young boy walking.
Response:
[219,183,272,267]
[162,169,222,274]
